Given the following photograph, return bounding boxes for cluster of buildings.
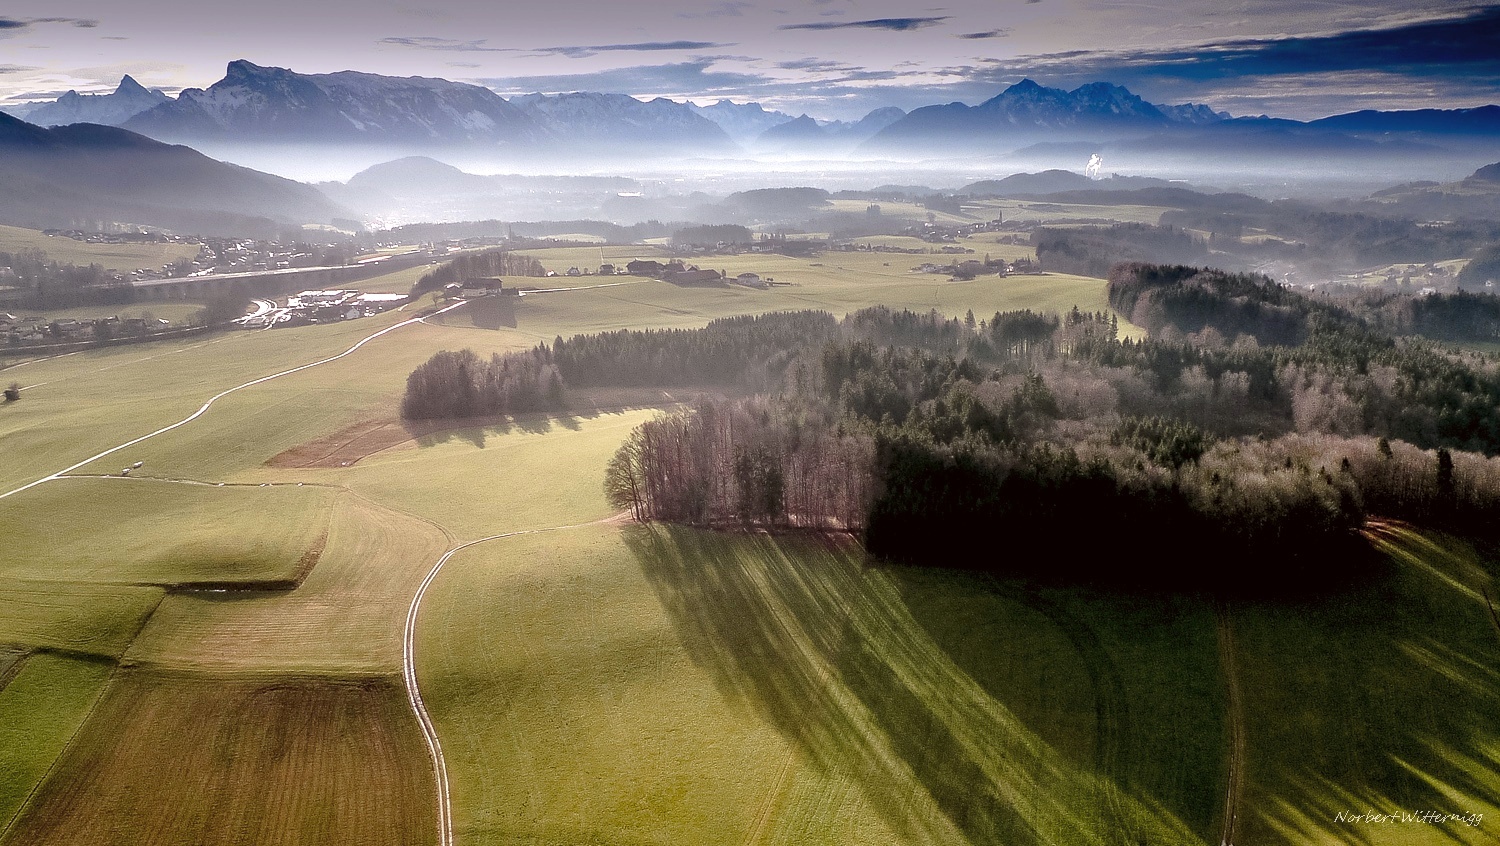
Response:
[901,217,1012,244]
[237,290,409,329]
[2,312,172,346]
[913,256,1042,279]
[623,260,771,288]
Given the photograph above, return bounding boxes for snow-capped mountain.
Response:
[752,107,908,154]
[125,60,549,147]
[513,91,739,154]
[688,100,796,145]
[13,75,170,128]
[864,79,1230,152]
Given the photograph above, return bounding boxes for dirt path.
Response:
[1217,604,1245,846]
[0,300,469,502]
[402,514,627,846]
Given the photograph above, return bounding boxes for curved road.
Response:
[0,300,468,502]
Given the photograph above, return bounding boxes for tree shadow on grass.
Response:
[1233,528,1500,846]
[626,525,1206,846]
[406,412,559,449]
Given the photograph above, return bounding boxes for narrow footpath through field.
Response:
[402,513,628,846]
[1216,604,1245,846]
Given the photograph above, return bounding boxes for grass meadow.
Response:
[0,242,1496,845]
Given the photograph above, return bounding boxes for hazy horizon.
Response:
[2,1,1497,121]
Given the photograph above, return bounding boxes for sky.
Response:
[1,0,1497,120]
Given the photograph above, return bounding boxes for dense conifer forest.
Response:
[402,263,1500,594]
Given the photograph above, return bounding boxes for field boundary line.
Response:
[0,662,120,843]
[403,515,623,846]
[0,300,469,502]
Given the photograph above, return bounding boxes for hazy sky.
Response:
[1,0,1496,119]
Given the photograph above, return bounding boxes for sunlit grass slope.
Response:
[0,478,334,586]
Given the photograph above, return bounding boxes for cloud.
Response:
[776,58,856,72]
[1,17,98,29]
[534,41,732,59]
[676,1,753,18]
[0,65,39,74]
[957,30,1010,40]
[381,37,731,59]
[778,16,948,32]
[380,37,511,52]
[984,6,1500,84]
[38,18,98,28]
[479,59,775,97]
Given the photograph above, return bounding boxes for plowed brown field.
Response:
[2,668,435,846]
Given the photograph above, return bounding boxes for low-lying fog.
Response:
[200,141,1495,230]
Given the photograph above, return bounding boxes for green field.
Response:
[0,654,114,836]
[0,225,200,272]
[1,242,1496,845]
[0,478,334,586]
[0,581,163,658]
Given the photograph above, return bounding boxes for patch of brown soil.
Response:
[3,669,437,846]
[264,419,430,468]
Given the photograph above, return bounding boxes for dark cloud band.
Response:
[778,17,949,32]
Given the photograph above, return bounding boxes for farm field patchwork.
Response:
[123,494,448,675]
[2,252,1497,846]
[0,654,114,836]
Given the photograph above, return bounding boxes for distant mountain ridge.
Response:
[0,111,347,236]
[753,107,907,153]
[6,61,1497,166]
[13,76,168,128]
[125,60,549,147]
[511,91,737,154]
[688,100,796,144]
[863,79,1231,153]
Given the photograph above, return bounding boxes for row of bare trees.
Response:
[605,397,876,530]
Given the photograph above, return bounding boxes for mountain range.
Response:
[861,80,1230,153]
[6,61,1495,166]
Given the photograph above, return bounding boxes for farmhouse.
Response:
[627,259,665,276]
[733,272,768,289]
